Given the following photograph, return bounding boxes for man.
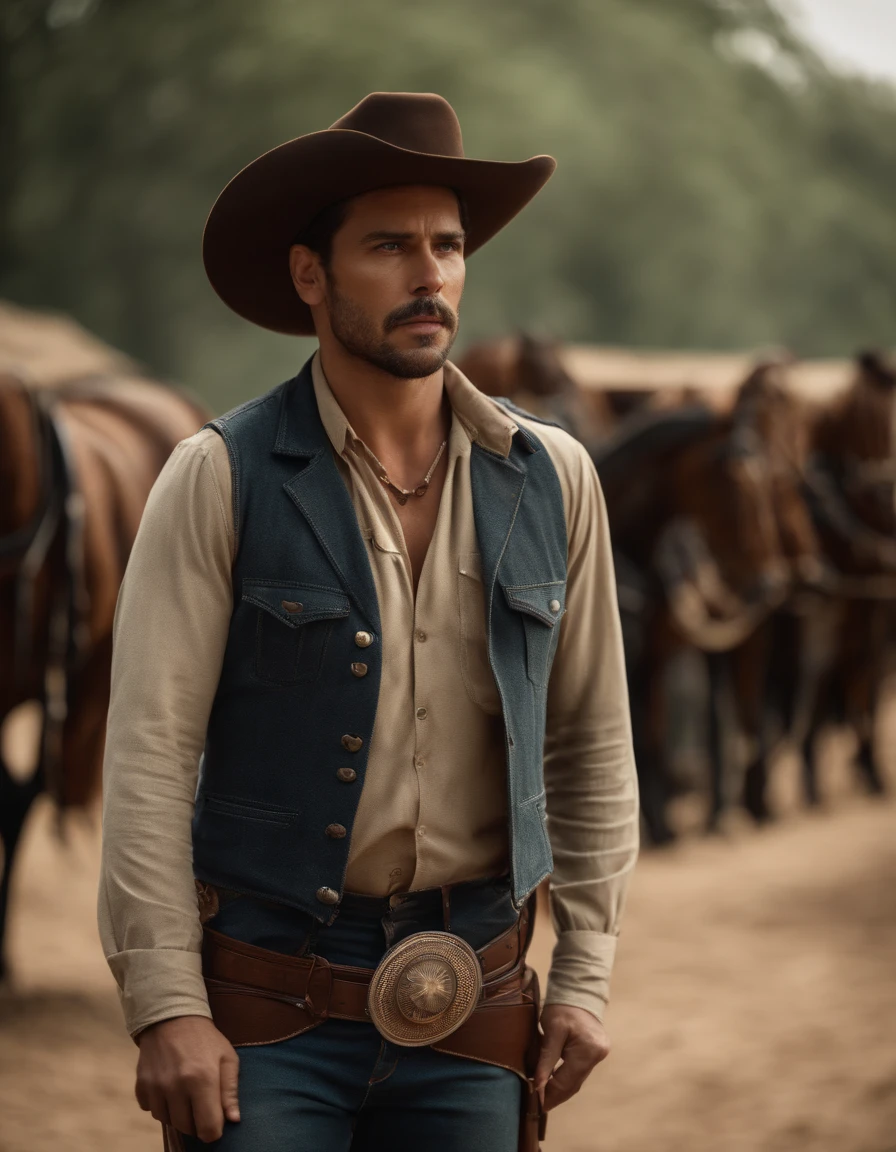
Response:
[99,92,638,1151]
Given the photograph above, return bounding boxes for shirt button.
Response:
[341,734,363,752]
[336,767,357,783]
[415,756,426,768]
[549,599,561,614]
[316,886,339,906]
[415,629,427,642]
[325,823,347,839]
[351,662,368,677]
[354,631,374,648]
[416,707,427,720]
[416,826,426,837]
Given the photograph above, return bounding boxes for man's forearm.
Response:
[99,433,234,1035]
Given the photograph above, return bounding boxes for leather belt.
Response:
[201,897,536,1071]
[163,900,546,1152]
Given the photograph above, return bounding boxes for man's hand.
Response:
[135,1015,240,1142]
[534,1004,610,1112]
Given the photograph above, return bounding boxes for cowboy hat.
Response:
[202,92,556,335]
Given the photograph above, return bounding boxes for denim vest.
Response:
[192,360,568,919]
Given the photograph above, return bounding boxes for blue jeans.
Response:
[182,877,523,1151]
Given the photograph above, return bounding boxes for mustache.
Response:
[384,296,457,333]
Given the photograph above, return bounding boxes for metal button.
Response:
[355,631,374,648]
[342,734,363,752]
[416,707,427,720]
[325,823,347,839]
[549,599,561,613]
[351,662,368,678]
[415,629,427,642]
[316,886,339,906]
[282,600,303,614]
[336,767,357,783]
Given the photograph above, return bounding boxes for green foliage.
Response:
[2,0,895,411]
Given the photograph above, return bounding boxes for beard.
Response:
[326,282,459,379]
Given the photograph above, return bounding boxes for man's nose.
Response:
[410,249,445,297]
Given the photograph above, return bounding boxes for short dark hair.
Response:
[293,199,351,268]
[293,190,469,268]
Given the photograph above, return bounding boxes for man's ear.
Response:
[289,245,326,307]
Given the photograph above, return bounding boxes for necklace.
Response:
[367,439,448,506]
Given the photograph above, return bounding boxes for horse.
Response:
[790,350,896,806]
[697,360,827,826]
[593,392,793,843]
[714,351,896,822]
[0,317,207,976]
[456,332,610,448]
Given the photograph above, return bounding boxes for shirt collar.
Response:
[310,351,518,460]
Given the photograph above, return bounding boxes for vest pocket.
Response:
[502,581,567,687]
[242,580,351,686]
[201,793,298,827]
[456,552,501,715]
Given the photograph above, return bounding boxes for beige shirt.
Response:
[99,355,638,1037]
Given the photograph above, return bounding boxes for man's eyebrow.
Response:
[360,230,414,244]
[359,229,467,244]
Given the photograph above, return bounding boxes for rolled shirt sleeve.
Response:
[532,427,639,1021]
[98,429,234,1037]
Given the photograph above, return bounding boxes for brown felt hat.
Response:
[202,92,556,335]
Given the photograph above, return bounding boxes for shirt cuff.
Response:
[106,947,212,1038]
[543,930,618,1022]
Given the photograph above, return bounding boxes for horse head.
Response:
[731,359,825,589]
[811,350,896,550]
[456,334,608,447]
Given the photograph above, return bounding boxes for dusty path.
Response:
[2,785,895,1151]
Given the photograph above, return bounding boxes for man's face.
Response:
[320,185,465,379]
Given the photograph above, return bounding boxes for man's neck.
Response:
[316,341,450,464]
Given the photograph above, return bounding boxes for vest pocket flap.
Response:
[502,581,567,627]
[242,580,351,628]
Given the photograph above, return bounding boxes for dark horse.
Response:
[0,317,206,976]
[592,370,818,843]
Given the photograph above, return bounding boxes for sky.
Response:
[786,0,896,83]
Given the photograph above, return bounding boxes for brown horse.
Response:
[594,391,793,842]
[716,352,896,822]
[0,320,207,974]
[699,361,826,825]
[457,332,610,448]
[791,350,896,805]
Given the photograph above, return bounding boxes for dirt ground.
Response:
[1,743,895,1152]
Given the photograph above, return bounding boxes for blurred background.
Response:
[1,2,895,1150]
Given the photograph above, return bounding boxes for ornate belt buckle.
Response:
[367,931,483,1047]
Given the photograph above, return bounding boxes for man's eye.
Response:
[378,242,401,252]
[436,242,461,252]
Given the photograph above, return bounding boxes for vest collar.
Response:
[273,353,519,460]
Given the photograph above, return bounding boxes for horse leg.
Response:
[855,735,886,795]
[705,650,729,832]
[801,724,822,807]
[0,756,44,980]
[639,626,677,845]
[736,623,775,824]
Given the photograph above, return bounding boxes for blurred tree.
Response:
[1,0,895,410]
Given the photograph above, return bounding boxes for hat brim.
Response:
[202,129,556,335]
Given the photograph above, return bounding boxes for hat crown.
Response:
[330,92,465,159]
